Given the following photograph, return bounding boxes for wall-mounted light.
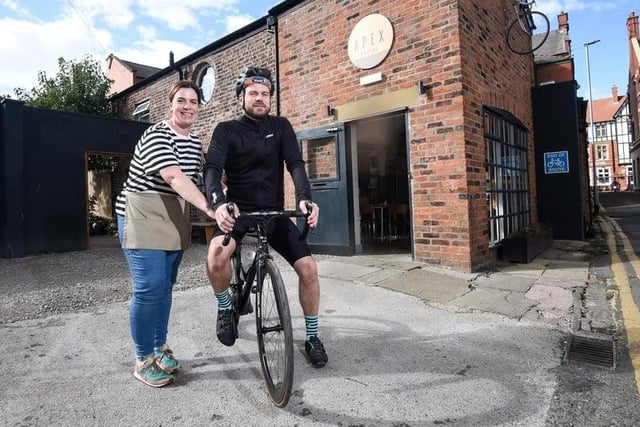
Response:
[417,81,427,95]
[327,105,335,116]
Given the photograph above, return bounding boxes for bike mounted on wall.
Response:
[505,0,551,55]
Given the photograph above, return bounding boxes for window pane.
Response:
[199,66,215,103]
[300,136,337,180]
[484,108,530,247]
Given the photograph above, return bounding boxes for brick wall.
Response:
[113,30,275,152]
[277,0,535,271]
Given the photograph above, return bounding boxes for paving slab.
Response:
[317,260,379,281]
[450,287,536,318]
[525,284,574,315]
[471,273,537,293]
[541,260,589,282]
[496,262,547,277]
[355,268,406,285]
[374,269,470,304]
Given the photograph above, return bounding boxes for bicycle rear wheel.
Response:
[506,10,550,55]
[255,258,293,407]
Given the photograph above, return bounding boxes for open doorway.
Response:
[86,152,132,248]
[352,113,410,254]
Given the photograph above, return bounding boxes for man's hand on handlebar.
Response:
[214,202,239,233]
[299,200,319,228]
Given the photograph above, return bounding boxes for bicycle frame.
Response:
[222,202,311,407]
[516,0,536,33]
[230,221,271,317]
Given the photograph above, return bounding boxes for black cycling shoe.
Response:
[305,336,328,368]
[216,309,237,346]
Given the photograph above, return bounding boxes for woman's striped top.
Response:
[115,120,203,216]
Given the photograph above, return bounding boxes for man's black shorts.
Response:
[213,216,311,266]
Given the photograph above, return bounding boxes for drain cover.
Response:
[564,334,616,369]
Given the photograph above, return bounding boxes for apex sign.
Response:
[348,13,394,70]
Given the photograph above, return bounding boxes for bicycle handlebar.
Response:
[222,201,313,246]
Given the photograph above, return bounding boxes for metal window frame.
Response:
[484,107,530,247]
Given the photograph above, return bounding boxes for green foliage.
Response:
[87,196,116,236]
[88,154,119,172]
[507,223,550,240]
[14,56,115,116]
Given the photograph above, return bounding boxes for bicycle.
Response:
[221,202,311,408]
[505,0,550,55]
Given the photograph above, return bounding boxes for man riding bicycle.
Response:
[203,66,328,368]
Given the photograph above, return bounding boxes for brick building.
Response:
[628,12,640,185]
[111,0,542,272]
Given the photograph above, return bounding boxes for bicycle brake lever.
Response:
[300,201,315,239]
[222,202,236,246]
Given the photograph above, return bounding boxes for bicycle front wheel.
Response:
[506,10,550,55]
[255,258,294,407]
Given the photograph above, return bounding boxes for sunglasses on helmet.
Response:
[244,67,272,79]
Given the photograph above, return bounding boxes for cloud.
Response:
[536,0,629,17]
[62,0,135,29]
[225,14,255,34]
[0,16,108,95]
[1,0,37,20]
[117,38,198,69]
[136,0,240,31]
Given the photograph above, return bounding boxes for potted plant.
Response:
[499,223,552,263]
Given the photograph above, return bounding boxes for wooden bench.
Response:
[190,221,216,243]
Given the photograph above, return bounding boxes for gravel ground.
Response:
[0,235,329,324]
[0,237,214,324]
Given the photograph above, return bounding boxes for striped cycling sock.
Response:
[215,288,233,311]
[304,315,319,340]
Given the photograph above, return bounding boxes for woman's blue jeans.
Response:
[117,215,184,359]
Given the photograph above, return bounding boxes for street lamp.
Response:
[585,39,601,214]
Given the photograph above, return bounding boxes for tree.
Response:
[15,56,114,116]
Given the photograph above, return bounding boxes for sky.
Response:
[0,0,637,102]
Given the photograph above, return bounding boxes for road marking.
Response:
[603,218,640,394]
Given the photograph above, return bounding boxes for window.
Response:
[132,100,150,122]
[484,107,530,246]
[595,123,607,138]
[596,145,608,160]
[597,167,610,185]
[300,136,337,180]
[628,166,634,186]
[198,65,215,103]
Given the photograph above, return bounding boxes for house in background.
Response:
[105,54,161,97]
[628,12,640,185]
[587,85,633,192]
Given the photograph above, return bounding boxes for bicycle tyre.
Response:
[255,258,294,407]
[505,10,550,55]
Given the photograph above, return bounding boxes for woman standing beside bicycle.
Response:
[115,80,216,387]
[204,66,328,368]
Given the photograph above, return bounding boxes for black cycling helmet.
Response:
[234,67,274,97]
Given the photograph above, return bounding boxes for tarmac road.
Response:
[1,258,568,426]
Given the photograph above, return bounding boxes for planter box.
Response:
[499,230,553,263]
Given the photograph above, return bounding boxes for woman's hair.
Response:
[168,80,203,104]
